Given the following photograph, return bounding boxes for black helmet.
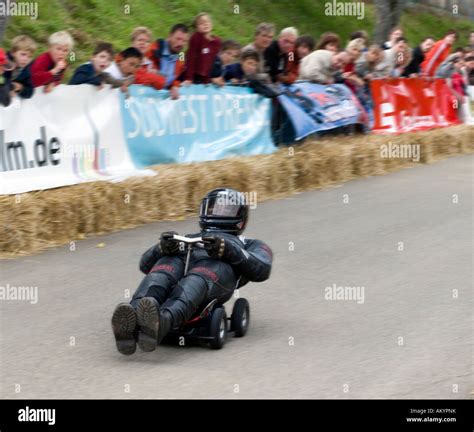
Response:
[199,188,249,235]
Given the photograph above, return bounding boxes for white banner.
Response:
[0,85,152,195]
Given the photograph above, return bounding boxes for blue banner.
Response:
[120,85,275,168]
[277,82,369,141]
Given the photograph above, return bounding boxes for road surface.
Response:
[0,155,472,399]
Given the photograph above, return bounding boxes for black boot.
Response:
[136,297,173,352]
[111,303,138,355]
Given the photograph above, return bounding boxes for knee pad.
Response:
[148,257,184,283]
[131,272,176,307]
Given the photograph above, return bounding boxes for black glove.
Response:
[159,231,180,255]
[202,234,226,259]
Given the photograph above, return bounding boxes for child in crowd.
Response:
[4,35,36,99]
[69,42,114,86]
[104,47,142,92]
[223,49,279,98]
[183,12,221,84]
[222,49,261,83]
[30,31,74,93]
[210,39,241,86]
[131,26,167,91]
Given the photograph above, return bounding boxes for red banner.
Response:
[371,78,460,134]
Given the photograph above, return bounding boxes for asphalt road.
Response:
[0,155,472,399]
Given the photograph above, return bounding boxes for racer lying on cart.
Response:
[111,188,273,355]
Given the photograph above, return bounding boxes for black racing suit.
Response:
[130,232,273,331]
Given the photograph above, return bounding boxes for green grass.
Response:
[4,0,473,79]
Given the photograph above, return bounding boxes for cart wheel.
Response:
[231,298,250,337]
[209,307,227,349]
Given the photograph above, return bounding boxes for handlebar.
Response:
[172,235,206,275]
[172,234,202,243]
[172,234,208,248]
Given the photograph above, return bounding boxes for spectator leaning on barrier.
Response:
[104,47,142,94]
[402,36,435,77]
[131,26,169,93]
[355,45,385,80]
[466,46,474,60]
[342,38,368,115]
[3,35,36,99]
[435,50,464,79]
[146,23,189,98]
[222,49,279,98]
[459,50,471,83]
[0,48,15,106]
[280,35,315,85]
[30,31,74,93]
[242,23,275,73]
[447,55,468,122]
[298,49,350,84]
[210,39,241,87]
[465,55,474,86]
[222,48,258,82]
[382,26,403,50]
[69,42,115,86]
[183,12,222,85]
[393,38,412,77]
[355,44,385,108]
[315,32,341,53]
[296,36,316,61]
[264,26,298,83]
[421,30,457,77]
[380,36,411,77]
[342,38,366,93]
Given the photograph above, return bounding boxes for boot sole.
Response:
[137,297,160,352]
[111,303,137,355]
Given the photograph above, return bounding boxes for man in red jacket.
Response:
[30,31,74,93]
[421,30,457,77]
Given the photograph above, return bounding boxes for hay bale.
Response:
[36,188,78,245]
[248,149,297,198]
[154,164,192,218]
[243,154,271,200]
[0,194,41,253]
[272,149,299,195]
[104,181,134,230]
[73,183,95,235]
[290,139,335,191]
[444,126,472,154]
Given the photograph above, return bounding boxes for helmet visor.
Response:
[202,196,242,217]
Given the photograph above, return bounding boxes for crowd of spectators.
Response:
[1,15,473,122]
